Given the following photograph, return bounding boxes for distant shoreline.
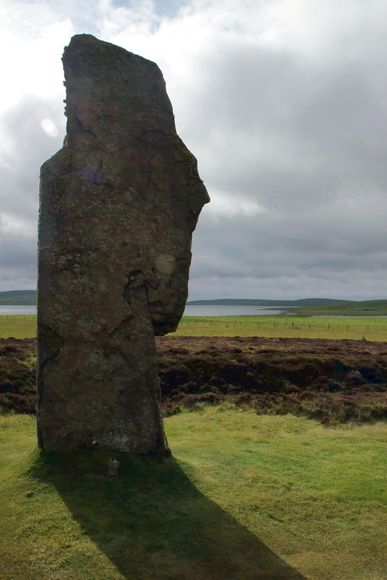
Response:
[187,298,351,306]
[1,292,387,317]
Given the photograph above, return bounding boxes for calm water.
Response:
[184,305,288,316]
[0,304,286,317]
[2,304,385,318]
[0,305,37,315]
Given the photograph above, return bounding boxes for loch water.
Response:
[0,304,287,317]
[0,305,37,315]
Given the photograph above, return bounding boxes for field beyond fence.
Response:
[176,315,387,341]
[1,314,387,341]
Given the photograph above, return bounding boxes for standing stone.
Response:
[37,34,209,453]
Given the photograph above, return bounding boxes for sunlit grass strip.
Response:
[0,315,36,339]
[175,315,387,341]
[1,314,387,341]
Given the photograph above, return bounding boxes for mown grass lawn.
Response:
[0,409,385,579]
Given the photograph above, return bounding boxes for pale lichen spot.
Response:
[155,253,176,275]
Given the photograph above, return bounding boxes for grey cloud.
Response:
[0,95,65,289]
[0,95,65,219]
[189,202,387,298]
[173,20,387,299]
[178,38,387,209]
[0,235,37,290]
[1,0,387,299]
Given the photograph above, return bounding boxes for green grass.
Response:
[0,315,36,338]
[176,315,387,341]
[2,314,387,341]
[0,410,386,579]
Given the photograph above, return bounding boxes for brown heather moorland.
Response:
[1,336,386,424]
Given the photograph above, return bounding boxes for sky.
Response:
[1,0,387,300]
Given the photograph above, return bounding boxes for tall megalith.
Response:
[37,34,209,453]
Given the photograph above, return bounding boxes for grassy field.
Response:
[2,314,387,341]
[0,315,36,338]
[176,315,387,341]
[0,409,385,579]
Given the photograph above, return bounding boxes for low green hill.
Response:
[3,292,387,316]
[289,299,387,317]
[187,298,351,307]
[0,290,36,305]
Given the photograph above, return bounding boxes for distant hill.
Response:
[288,299,387,317]
[0,290,36,305]
[2,293,387,316]
[187,298,352,307]
[4,294,350,307]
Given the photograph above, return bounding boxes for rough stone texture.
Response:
[37,34,209,453]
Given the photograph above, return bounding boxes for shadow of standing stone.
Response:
[31,453,305,579]
[37,34,209,453]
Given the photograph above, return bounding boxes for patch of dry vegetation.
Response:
[1,337,386,424]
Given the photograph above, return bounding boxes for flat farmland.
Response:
[2,314,387,341]
[176,315,387,341]
[0,315,36,339]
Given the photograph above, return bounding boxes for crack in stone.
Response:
[73,112,97,137]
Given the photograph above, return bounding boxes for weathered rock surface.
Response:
[37,34,209,453]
